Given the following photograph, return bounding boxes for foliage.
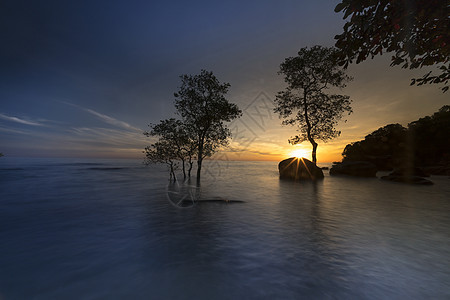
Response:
[274,45,353,163]
[334,0,450,92]
[342,106,450,169]
[144,140,179,180]
[408,105,450,166]
[144,118,196,178]
[342,124,408,169]
[174,69,242,182]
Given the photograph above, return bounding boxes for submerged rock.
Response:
[389,167,429,177]
[380,174,433,185]
[381,167,433,185]
[330,161,377,177]
[278,157,324,180]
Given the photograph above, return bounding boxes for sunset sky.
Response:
[1,0,448,163]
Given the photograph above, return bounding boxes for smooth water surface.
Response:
[1,158,449,299]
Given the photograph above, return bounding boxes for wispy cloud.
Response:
[84,108,141,131]
[62,101,141,132]
[0,113,44,126]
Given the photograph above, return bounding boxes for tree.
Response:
[342,124,409,170]
[274,46,353,164]
[145,118,196,179]
[334,0,450,92]
[341,106,450,169]
[408,105,450,166]
[144,140,179,181]
[174,70,242,183]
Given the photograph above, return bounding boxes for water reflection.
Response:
[1,159,449,299]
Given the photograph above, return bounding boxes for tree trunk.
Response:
[188,160,193,178]
[303,90,318,164]
[196,143,203,185]
[311,140,318,164]
[181,158,186,179]
[170,163,176,182]
[196,159,202,185]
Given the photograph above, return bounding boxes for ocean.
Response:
[1,157,449,299]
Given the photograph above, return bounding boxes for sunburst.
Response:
[288,148,309,159]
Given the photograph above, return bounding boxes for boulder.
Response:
[278,157,324,180]
[330,161,377,177]
[389,167,429,177]
[380,174,433,185]
[380,166,433,185]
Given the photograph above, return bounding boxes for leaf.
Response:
[335,2,347,13]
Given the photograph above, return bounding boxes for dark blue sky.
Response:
[1,0,447,160]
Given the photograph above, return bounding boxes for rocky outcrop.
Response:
[381,167,433,185]
[330,161,377,177]
[278,157,324,180]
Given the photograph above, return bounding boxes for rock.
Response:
[380,167,433,185]
[321,167,329,170]
[278,157,324,180]
[330,161,377,177]
[380,174,433,185]
[389,167,429,177]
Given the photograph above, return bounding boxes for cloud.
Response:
[0,113,44,126]
[84,108,141,132]
[62,101,141,132]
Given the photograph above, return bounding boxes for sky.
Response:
[0,0,448,162]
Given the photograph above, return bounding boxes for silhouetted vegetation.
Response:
[144,140,179,181]
[274,45,352,164]
[408,105,450,167]
[342,106,450,172]
[334,0,449,92]
[145,118,196,179]
[342,124,409,170]
[144,70,242,182]
[174,70,242,183]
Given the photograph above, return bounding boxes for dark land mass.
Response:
[339,106,450,176]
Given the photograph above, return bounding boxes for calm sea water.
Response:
[0,157,449,299]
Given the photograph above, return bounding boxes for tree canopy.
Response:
[174,70,242,182]
[342,123,409,170]
[342,106,450,170]
[144,70,241,182]
[334,0,450,92]
[144,118,196,179]
[274,45,353,163]
[144,140,179,181]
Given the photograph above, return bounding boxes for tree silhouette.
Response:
[174,70,242,183]
[334,0,449,92]
[144,140,179,181]
[342,124,408,170]
[145,118,196,179]
[342,106,450,170]
[274,46,352,164]
[408,105,450,166]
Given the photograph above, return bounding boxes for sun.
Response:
[288,148,309,159]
